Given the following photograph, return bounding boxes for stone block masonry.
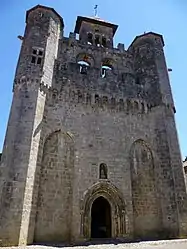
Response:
[0,4,187,246]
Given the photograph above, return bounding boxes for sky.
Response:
[0,0,186,159]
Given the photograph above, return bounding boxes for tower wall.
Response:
[130,33,187,237]
[0,5,187,246]
[0,6,62,246]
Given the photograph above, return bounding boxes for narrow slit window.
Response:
[99,163,108,179]
[31,56,36,64]
[102,37,107,47]
[136,76,141,85]
[37,57,42,65]
[95,94,99,104]
[87,33,93,45]
[95,35,100,47]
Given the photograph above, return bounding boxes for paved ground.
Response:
[1,239,187,249]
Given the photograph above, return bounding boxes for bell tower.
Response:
[74,16,118,48]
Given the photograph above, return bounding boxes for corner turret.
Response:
[128,32,175,112]
[0,5,64,246]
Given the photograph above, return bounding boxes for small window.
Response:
[33,49,37,55]
[31,56,36,64]
[31,48,44,65]
[38,11,44,17]
[78,90,83,103]
[37,57,42,65]
[136,76,141,85]
[141,103,145,113]
[127,100,132,112]
[102,96,108,105]
[38,50,43,56]
[99,163,108,179]
[95,94,99,104]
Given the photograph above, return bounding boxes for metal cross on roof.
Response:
[94,5,98,17]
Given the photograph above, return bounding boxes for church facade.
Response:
[0,5,187,246]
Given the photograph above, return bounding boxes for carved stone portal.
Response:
[81,182,126,239]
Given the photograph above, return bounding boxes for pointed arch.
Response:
[130,139,162,239]
[34,130,74,243]
[81,182,127,239]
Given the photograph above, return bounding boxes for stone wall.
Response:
[0,6,62,246]
[0,4,187,247]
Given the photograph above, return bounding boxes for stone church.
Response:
[0,4,187,246]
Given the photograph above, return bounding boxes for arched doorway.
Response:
[81,182,126,239]
[91,197,111,238]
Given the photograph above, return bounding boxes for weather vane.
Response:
[94,5,98,17]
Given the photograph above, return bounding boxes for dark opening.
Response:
[91,196,111,238]
[31,56,36,64]
[38,50,43,56]
[88,33,93,45]
[102,37,107,47]
[136,76,141,85]
[37,57,42,65]
[32,49,37,55]
[99,163,107,179]
[95,35,100,47]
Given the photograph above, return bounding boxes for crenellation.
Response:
[44,84,149,115]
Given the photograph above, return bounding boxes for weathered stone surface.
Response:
[1,239,187,249]
[0,4,187,247]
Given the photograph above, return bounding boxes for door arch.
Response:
[81,182,126,239]
[91,196,111,238]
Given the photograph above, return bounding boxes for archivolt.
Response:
[81,181,126,238]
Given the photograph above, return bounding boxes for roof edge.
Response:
[74,16,118,36]
[129,32,165,48]
[26,4,64,27]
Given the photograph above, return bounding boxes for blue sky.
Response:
[0,0,186,159]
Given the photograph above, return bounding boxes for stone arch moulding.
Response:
[38,127,75,170]
[102,58,115,69]
[129,139,163,239]
[42,126,74,147]
[129,138,157,164]
[34,129,75,242]
[76,53,95,67]
[81,181,127,240]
